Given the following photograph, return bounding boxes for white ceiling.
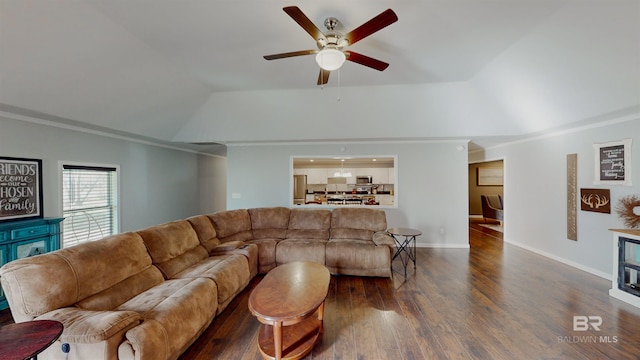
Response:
[1,0,639,155]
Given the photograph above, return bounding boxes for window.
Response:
[62,164,118,247]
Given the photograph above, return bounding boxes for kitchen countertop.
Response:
[311,191,393,195]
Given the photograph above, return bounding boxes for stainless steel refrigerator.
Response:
[293,175,307,205]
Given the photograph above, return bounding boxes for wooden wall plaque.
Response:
[567,154,577,241]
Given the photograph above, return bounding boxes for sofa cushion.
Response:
[325,239,392,277]
[39,307,141,344]
[245,239,279,274]
[38,308,142,360]
[208,209,253,243]
[186,215,221,253]
[117,277,218,360]
[0,231,156,321]
[249,207,290,239]
[137,220,209,279]
[228,243,259,278]
[330,208,387,241]
[172,254,251,313]
[76,267,165,311]
[0,252,77,321]
[286,209,331,240]
[276,239,327,266]
[66,232,156,302]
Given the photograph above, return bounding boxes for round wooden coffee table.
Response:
[0,320,63,360]
[248,261,330,360]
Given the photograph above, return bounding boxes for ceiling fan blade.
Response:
[344,9,398,46]
[283,6,326,42]
[317,69,330,85]
[345,51,389,71]
[263,49,317,60]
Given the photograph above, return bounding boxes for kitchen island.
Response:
[305,192,394,206]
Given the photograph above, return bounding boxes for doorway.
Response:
[468,159,504,234]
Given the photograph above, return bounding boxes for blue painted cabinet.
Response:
[0,217,63,310]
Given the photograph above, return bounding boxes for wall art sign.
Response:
[0,157,43,221]
[580,188,611,214]
[593,138,632,186]
[567,154,577,240]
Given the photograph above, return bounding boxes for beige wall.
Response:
[0,114,223,232]
[227,141,471,248]
[469,160,503,215]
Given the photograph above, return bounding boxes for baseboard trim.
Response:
[416,243,470,249]
[504,238,611,280]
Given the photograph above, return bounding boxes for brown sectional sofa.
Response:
[0,207,394,360]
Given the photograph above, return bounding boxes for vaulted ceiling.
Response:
[1,0,639,156]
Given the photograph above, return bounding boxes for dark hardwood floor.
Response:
[2,224,639,359]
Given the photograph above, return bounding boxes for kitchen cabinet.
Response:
[296,167,394,185]
[0,217,64,310]
[364,168,389,184]
[376,195,395,206]
[388,168,395,184]
[307,169,329,184]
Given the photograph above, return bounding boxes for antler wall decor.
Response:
[581,193,610,209]
[580,188,611,214]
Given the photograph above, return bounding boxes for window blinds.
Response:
[62,165,117,247]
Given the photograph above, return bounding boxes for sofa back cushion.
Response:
[186,215,221,253]
[208,209,253,243]
[0,232,158,321]
[286,209,331,240]
[138,220,208,279]
[249,207,290,239]
[330,208,388,241]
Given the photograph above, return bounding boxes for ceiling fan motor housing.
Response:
[317,18,349,50]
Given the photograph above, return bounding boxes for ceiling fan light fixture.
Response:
[315,48,345,71]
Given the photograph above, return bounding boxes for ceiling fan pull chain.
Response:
[336,69,341,102]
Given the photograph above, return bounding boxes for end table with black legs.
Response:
[387,227,421,278]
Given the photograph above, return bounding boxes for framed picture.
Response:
[477,167,504,186]
[593,138,632,186]
[0,157,43,222]
[580,188,611,214]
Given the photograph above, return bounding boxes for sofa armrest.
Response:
[37,307,141,344]
[209,240,245,255]
[120,318,170,360]
[210,242,258,279]
[373,231,395,247]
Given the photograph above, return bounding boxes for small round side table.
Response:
[387,227,421,278]
[0,320,63,360]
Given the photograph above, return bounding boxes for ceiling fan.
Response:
[264,6,398,85]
